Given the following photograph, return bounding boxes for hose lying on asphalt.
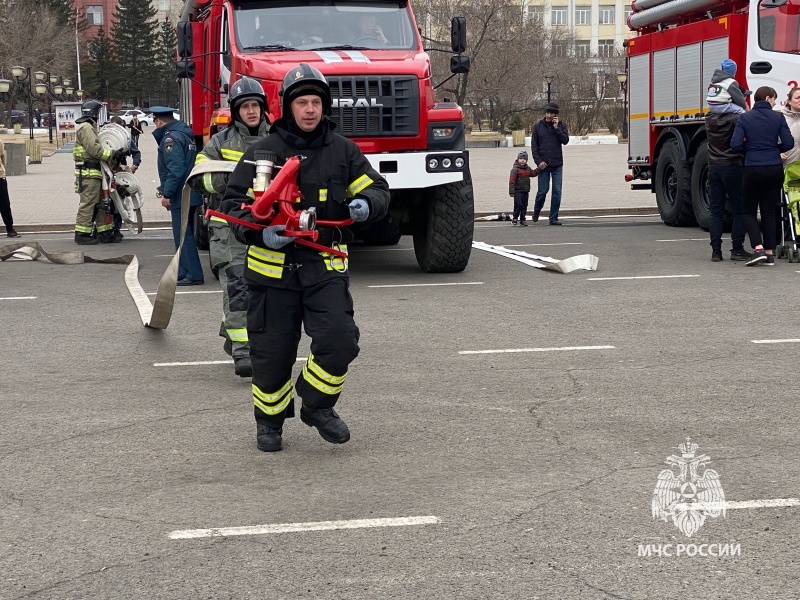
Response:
[0,160,237,330]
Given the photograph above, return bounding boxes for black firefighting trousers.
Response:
[247,277,360,427]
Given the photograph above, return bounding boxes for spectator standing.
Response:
[780,87,800,166]
[509,150,534,226]
[731,86,794,266]
[130,115,143,147]
[531,102,569,225]
[151,106,204,285]
[0,138,21,237]
[705,65,749,262]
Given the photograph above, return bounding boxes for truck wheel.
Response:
[655,139,696,227]
[359,216,402,246]
[413,178,474,273]
[690,143,711,231]
[195,208,210,251]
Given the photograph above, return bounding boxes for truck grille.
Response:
[327,76,418,137]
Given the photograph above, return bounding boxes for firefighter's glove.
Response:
[348,198,370,222]
[261,225,293,249]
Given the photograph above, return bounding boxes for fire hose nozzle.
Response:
[298,207,316,231]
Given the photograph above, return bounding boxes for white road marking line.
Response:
[504,242,583,247]
[656,238,709,242]
[587,274,700,281]
[154,358,306,367]
[145,290,222,295]
[459,345,614,355]
[724,498,799,509]
[169,515,440,540]
[751,338,800,344]
[356,247,413,252]
[0,296,36,300]
[368,282,483,288]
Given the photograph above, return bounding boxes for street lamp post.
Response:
[11,66,35,140]
[616,71,628,140]
[544,75,555,104]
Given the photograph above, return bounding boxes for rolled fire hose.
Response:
[0,160,237,330]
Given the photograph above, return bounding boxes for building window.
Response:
[551,42,567,57]
[575,40,591,57]
[575,6,591,26]
[551,6,567,26]
[527,6,544,22]
[624,4,633,21]
[86,5,103,25]
[159,0,170,9]
[598,39,616,57]
[599,5,615,24]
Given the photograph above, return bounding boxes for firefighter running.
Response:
[221,63,390,452]
[190,77,270,378]
[73,100,119,245]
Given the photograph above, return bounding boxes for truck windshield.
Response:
[233,1,417,51]
[759,0,800,53]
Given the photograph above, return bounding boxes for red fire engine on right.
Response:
[624,0,800,228]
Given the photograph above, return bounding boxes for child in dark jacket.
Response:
[509,150,535,225]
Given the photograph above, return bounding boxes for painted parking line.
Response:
[723,498,799,510]
[504,242,583,247]
[145,290,222,296]
[656,238,709,242]
[0,296,36,300]
[368,282,483,288]
[168,515,440,540]
[587,274,700,281]
[154,358,306,367]
[751,338,800,345]
[459,345,614,355]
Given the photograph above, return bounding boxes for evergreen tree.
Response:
[110,0,158,106]
[84,26,115,101]
[154,16,179,107]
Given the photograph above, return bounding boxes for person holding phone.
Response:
[531,102,570,225]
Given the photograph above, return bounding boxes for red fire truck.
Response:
[624,0,799,228]
[176,0,473,273]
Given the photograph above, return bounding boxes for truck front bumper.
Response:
[365,151,469,190]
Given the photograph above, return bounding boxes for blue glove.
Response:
[261,225,293,249]
[348,198,370,222]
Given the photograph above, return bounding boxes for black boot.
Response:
[300,407,350,444]
[74,232,99,245]
[256,423,283,452]
[98,231,119,244]
[532,210,540,223]
[711,249,723,262]
[234,356,252,377]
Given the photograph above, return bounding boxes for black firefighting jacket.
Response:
[221,117,390,288]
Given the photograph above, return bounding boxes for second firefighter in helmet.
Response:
[221,63,390,452]
[73,100,119,244]
[190,76,270,378]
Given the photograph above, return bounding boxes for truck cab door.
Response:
[747,0,800,104]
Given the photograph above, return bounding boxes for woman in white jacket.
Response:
[781,87,800,166]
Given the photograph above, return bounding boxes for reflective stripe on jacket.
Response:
[73,122,112,179]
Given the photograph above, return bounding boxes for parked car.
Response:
[115,109,154,127]
[144,110,181,123]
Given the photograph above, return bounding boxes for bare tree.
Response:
[419,0,624,134]
[0,1,77,126]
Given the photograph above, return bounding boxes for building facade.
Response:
[523,0,635,59]
[73,0,181,43]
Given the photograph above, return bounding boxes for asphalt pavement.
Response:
[1,134,654,232]
[1,218,798,598]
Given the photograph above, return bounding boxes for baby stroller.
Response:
[777,162,800,262]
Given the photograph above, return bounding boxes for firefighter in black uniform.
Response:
[222,63,390,452]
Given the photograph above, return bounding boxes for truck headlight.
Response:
[442,158,452,168]
[455,157,464,168]
[432,127,454,138]
[428,158,439,169]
